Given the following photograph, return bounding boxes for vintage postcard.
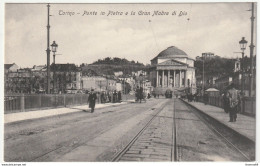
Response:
[1,1,258,164]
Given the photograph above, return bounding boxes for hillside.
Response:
[81,57,146,76]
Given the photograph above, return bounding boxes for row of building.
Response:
[4,63,152,94]
[5,46,256,97]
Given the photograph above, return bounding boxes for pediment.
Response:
[157,59,187,66]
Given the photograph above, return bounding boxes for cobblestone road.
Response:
[119,99,174,161]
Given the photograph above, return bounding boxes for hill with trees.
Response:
[81,57,147,76]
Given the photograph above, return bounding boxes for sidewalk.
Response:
[4,100,135,124]
[181,99,255,142]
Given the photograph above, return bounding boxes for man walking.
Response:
[223,92,230,114]
[227,84,239,122]
[88,89,97,113]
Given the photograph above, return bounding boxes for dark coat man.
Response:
[101,92,105,103]
[228,87,239,122]
[118,91,122,103]
[203,93,209,105]
[112,90,117,103]
[223,92,230,114]
[138,87,143,103]
[88,89,97,113]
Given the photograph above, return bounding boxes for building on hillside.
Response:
[50,63,82,93]
[31,65,47,93]
[196,52,219,61]
[4,63,19,73]
[213,56,255,96]
[82,76,106,91]
[118,75,135,91]
[202,52,215,59]
[82,76,117,92]
[114,71,123,77]
[149,46,196,94]
[5,68,33,94]
[215,76,233,92]
[133,70,147,77]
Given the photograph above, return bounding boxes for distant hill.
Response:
[81,57,146,76]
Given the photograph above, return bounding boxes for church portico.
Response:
[149,46,196,94]
[156,69,188,88]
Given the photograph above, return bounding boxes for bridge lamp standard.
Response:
[51,41,58,93]
[239,37,247,96]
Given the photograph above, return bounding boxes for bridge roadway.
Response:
[4,98,251,162]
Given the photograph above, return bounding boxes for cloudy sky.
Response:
[5,3,256,68]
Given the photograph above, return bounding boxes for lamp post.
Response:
[46,4,51,94]
[249,3,255,97]
[51,41,58,93]
[51,41,58,63]
[239,37,247,96]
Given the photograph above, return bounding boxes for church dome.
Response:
[157,46,188,58]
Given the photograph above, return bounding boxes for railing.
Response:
[4,94,134,114]
[197,96,256,116]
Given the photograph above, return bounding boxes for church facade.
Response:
[149,46,196,94]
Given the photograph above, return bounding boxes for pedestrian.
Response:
[194,93,198,102]
[101,91,105,103]
[112,90,117,103]
[88,89,97,113]
[227,84,239,122]
[223,92,230,114]
[139,87,143,103]
[118,91,122,103]
[147,93,151,99]
[135,86,140,102]
[237,92,242,114]
[107,92,110,102]
[203,92,209,105]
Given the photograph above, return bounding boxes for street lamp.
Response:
[239,37,247,96]
[51,41,58,64]
[51,41,58,93]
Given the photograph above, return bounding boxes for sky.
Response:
[4,3,257,68]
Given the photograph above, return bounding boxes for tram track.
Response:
[111,100,173,162]
[179,99,255,161]
[26,100,169,162]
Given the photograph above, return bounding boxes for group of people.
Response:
[100,90,122,104]
[87,89,122,113]
[223,86,241,122]
[185,84,241,122]
[135,86,152,103]
[187,93,199,102]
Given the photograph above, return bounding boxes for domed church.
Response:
[149,46,196,94]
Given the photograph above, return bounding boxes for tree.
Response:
[195,57,235,78]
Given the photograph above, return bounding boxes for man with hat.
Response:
[227,83,239,122]
[88,89,97,113]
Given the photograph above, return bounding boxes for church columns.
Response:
[173,70,176,87]
[167,70,171,87]
[156,69,188,88]
[184,71,187,87]
[179,70,182,87]
[162,70,165,87]
[156,70,159,87]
